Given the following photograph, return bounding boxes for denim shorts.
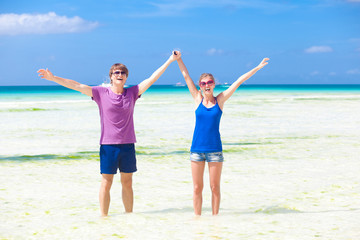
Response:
[190,152,224,163]
[100,144,137,174]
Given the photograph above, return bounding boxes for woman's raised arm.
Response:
[176,56,202,103]
[217,58,269,108]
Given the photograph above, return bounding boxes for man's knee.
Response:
[101,174,114,191]
[121,173,133,189]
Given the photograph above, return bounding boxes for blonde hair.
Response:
[198,73,215,85]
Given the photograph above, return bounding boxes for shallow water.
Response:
[1,86,360,239]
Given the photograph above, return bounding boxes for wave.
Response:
[0,107,57,112]
[291,96,360,101]
[0,151,99,162]
[254,205,301,214]
[228,94,360,104]
[0,99,93,112]
[0,99,91,104]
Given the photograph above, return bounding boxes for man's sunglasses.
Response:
[112,71,126,76]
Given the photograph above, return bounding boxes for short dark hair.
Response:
[109,63,129,84]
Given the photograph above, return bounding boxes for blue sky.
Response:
[0,0,359,86]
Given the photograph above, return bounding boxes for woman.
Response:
[37,51,181,216]
[176,56,269,215]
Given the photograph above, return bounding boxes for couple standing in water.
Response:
[38,51,269,216]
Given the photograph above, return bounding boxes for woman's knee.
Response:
[210,184,220,195]
[193,183,203,195]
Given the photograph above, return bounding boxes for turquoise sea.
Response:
[1,84,360,239]
[2,84,360,95]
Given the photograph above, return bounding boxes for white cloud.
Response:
[206,48,224,56]
[310,71,320,76]
[0,12,99,35]
[349,38,360,42]
[126,0,295,17]
[305,46,333,53]
[346,69,360,74]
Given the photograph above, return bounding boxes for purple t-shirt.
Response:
[92,85,140,145]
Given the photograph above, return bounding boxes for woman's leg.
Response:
[120,172,134,213]
[191,161,206,215]
[99,174,114,217]
[208,162,223,215]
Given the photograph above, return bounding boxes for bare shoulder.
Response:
[216,91,225,102]
[194,90,203,104]
[80,84,93,97]
[216,92,226,110]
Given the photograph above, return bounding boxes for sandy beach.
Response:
[1,86,360,239]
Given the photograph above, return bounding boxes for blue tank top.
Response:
[190,98,223,153]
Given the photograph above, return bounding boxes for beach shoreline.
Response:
[1,151,360,239]
[1,86,360,239]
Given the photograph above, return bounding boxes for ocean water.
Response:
[1,85,360,239]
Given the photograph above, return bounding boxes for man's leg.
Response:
[99,173,114,217]
[120,172,133,213]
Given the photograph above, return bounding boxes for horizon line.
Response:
[1,83,360,87]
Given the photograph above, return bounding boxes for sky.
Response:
[0,0,359,86]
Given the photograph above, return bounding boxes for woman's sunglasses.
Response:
[199,80,214,87]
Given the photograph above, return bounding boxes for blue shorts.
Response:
[190,152,224,163]
[100,144,137,174]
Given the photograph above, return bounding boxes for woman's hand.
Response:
[256,58,270,70]
[170,50,181,62]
